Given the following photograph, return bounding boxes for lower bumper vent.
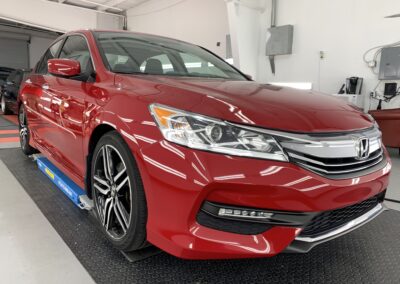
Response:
[299,192,385,238]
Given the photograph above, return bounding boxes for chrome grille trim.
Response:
[288,148,383,168]
[229,123,386,177]
[295,155,384,175]
[278,127,385,176]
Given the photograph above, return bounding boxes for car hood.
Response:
[119,76,373,133]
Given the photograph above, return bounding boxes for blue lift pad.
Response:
[37,157,86,208]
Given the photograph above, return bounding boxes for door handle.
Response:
[42,84,49,90]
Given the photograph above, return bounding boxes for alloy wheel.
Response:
[1,96,5,113]
[93,144,132,240]
[19,107,28,148]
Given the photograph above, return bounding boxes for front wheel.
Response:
[18,105,38,156]
[91,131,148,252]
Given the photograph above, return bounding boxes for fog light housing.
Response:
[218,208,274,220]
[201,201,317,226]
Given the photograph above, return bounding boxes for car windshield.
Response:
[94,32,246,80]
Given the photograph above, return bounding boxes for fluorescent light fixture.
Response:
[75,0,124,11]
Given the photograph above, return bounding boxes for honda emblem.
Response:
[355,137,370,160]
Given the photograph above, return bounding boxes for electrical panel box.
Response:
[379,46,400,80]
[266,25,294,56]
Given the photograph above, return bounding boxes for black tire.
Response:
[18,105,38,156]
[91,131,148,252]
[1,94,12,115]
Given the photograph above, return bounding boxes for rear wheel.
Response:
[91,131,147,252]
[1,95,12,115]
[19,105,38,155]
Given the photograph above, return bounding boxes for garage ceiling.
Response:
[47,0,150,14]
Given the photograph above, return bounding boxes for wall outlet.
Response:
[319,51,325,59]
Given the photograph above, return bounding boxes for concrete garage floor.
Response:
[0,113,399,283]
[0,160,95,283]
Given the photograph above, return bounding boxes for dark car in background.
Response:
[0,67,15,87]
[1,69,30,114]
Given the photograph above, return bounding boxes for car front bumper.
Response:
[130,139,391,259]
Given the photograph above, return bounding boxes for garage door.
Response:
[0,32,30,69]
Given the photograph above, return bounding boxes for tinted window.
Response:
[36,39,63,75]
[140,54,175,74]
[95,32,246,80]
[13,71,23,84]
[59,35,93,74]
[180,53,227,78]
[6,71,17,83]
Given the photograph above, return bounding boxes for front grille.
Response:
[300,193,383,238]
[287,147,384,176]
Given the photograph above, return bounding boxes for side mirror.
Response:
[48,58,81,77]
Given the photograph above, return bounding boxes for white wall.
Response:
[226,0,270,79]
[259,0,400,109]
[0,0,123,32]
[127,0,229,57]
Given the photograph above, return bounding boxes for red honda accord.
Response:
[19,30,391,259]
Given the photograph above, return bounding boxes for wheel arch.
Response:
[85,124,116,199]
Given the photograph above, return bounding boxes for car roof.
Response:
[66,29,193,46]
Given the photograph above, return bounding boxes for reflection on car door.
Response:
[46,35,95,181]
[24,39,64,147]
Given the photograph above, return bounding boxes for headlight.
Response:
[149,104,288,161]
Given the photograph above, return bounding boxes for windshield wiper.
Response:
[114,71,229,79]
[184,74,229,79]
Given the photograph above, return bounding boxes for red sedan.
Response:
[19,30,391,259]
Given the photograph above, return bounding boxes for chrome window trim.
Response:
[59,32,97,73]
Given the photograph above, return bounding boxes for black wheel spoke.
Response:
[102,147,111,182]
[114,199,128,233]
[114,167,126,183]
[116,176,129,192]
[94,182,110,196]
[102,197,114,230]
[19,107,28,147]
